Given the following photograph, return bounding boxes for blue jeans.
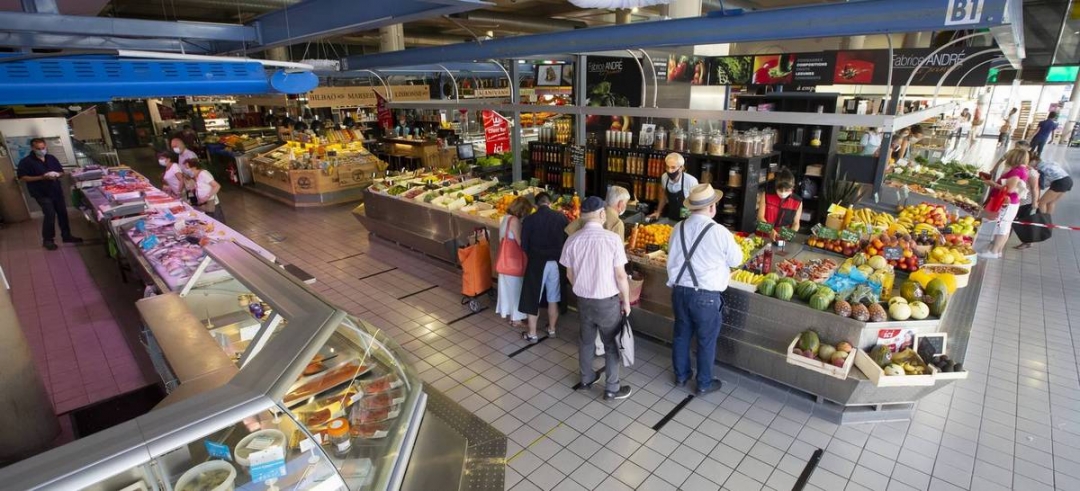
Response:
[1031,138,1047,156]
[672,286,723,390]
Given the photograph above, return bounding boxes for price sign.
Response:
[778,227,796,241]
[918,334,947,359]
[756,221,775,234]
[882,246,904,260]
[569,145,586,169]
[482,110,510,155]
[816,227,839,240]
[839,229,860,243]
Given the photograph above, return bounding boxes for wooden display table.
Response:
[383,137,441,169]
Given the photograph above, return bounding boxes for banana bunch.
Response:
[731,270,765,286]
[912,223,939,235]
[901,361,926,375]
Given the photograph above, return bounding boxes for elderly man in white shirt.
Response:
[666,183,744,396]
[560,196,633,401]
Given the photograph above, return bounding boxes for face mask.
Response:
[159,159,168,167]
[34,149,46,157]
[667,170,680,180]
[183,168,195,177]
[778,191,792,199]
[172,147,182,154]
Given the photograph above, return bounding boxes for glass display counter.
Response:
[0,242,427,491]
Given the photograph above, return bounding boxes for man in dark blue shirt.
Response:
[1030,111,1059,157]
[16,138,82,250]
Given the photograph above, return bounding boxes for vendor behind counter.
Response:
[757,168,803,240]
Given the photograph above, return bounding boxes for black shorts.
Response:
[998,132,1008,144]
[1050,176,1073,193]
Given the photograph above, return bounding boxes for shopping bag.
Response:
[983,187,1006,214]
[495,219,526,276]
[1013,205,1053,244]
[616,316,635,367]
[458,228,493,297]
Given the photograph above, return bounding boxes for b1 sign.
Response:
[483,110,510,155]
[945,0,985,26]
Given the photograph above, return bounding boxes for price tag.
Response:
[882,246,903,260]
[298,438,316,453]
[248,445,287,482]
[756,221,774,234]
[204,440,232,461]
[816,227,839,240]
[839,229,860,243]
[778,227,796,241]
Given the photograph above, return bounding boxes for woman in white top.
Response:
[171,136,199,168]
[159,152,184,198]
[183,159,225,223]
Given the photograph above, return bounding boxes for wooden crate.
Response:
[854,349,935,387]
[290,170,322,195]
[785,336,856,380]
[918,333,970,381]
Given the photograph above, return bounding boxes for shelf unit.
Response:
[527,141,597,195]
[731,93,840,226]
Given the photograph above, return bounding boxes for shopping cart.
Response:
[458,227,494,312]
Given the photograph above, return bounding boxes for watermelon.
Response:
[809,293,831,311]
[778,277,797,288]
[764,273,781,283]
[775,282,794,301]
[758,280,777,297]
[816,286,836,303]
[797,281,818,301]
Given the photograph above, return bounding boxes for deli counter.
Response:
[0,242,500,490]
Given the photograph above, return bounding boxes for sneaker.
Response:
[62,236,84,244]
[977,251,1001,259]
[604,385,632,400]
[695,378,723,396]
[576,380,594,391]
[43,241,58,251]
[521,332,539,344]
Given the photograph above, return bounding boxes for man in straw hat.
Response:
[560,196,633,400]
[666,183,744,396]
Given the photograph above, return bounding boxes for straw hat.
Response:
[683,183,723,210]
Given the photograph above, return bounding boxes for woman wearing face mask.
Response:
[159,152,183,198]
[171,135,199,169]
[648,153,699,222]
[183,159,225,223]
[895,124,923,161]
[860,127,883,156]
[757,168,803,239]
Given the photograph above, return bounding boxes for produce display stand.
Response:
[626,228,986,423]
[246,141,389,208]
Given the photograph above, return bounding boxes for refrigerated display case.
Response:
[0,242,431,491]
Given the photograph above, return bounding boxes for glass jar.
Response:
[327,418,352,458]
[671,128,687,153]
[701,163,714,186]
[810,126,823,147]
[689,128,706,154]
[708,130,724,156]
[728,167,743,188]
[654,127,667,150]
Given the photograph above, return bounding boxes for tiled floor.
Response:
[0,217,148,415]
[9,141,1080,490]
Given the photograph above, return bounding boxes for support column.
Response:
[265,46,290,62]
[1063,71,1080,146]
[902,32,925,49]
[511,60,523,183]
[379,24,405,52]
[615,9,632,24]
[840,35,866,50]
[575,54,587,196]
[668,0,702,18]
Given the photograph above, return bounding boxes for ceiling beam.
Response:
[0,32,211,53]
[344,0,1014,70]
[236,0,489,53]
[0,12,257,43]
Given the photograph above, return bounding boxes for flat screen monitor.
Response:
[457,143,475,160]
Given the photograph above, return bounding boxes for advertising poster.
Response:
[791,52,835,84]
[710,56,754,86]
[752,54,795,85]
[482,110,510,155]
[832,50,886,84]
[831,48,995,86]
[585,56,641,133]
[665,53,709,85]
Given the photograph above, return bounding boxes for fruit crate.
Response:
[918,333,969,381]
[785,336,856,380]
[854,349,935,387]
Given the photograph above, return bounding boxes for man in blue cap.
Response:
[560,196,633,400]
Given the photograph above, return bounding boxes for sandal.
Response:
[522,332,539,343]
[1014,243,1032,250]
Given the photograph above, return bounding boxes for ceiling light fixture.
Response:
[568,0,670,9]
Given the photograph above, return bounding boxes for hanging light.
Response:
[568,0,669,8]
